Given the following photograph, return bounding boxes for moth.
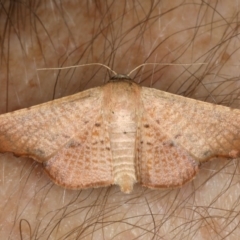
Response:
[0,75,240,193]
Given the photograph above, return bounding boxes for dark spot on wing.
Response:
[147,142,152,145]
[163,141,174,147]
[106,147,110,151]
[174,134,182,139]
[95,123,101,127]
[62,134,70,138]
[67,140,81,148]
[144,124,150,128]
[203,150,211,157]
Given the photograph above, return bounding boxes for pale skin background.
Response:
[1,0,240,239]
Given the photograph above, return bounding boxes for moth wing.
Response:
[137,87,240,188]
[43,111,113,189]
[0,87,114,188]
[136,112,199,189]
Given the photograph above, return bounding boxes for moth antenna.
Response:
[127,62,207,76]
[37,63,118,76]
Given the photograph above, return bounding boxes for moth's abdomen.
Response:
[103,81,141,193]
[110,122,137,193]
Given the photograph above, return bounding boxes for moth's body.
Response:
[1,78,240,193]
[103,81,141,193]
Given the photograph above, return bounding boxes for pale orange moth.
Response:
[0,65,239,193]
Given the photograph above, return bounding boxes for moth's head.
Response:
[109,74,132,82]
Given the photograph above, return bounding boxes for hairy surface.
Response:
[1,1,240,239]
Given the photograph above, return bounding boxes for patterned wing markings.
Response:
[43,114,113,189]
[137,115,199,188]
[2,80,240,193]
[0,87,103,162]
[141,87,240,167]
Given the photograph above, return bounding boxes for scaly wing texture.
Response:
[138,87,240,188]
[0,87,114,188]
[136,115,199,188]
[43,114,113,189]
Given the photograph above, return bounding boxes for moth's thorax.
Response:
[102,81,141,193]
